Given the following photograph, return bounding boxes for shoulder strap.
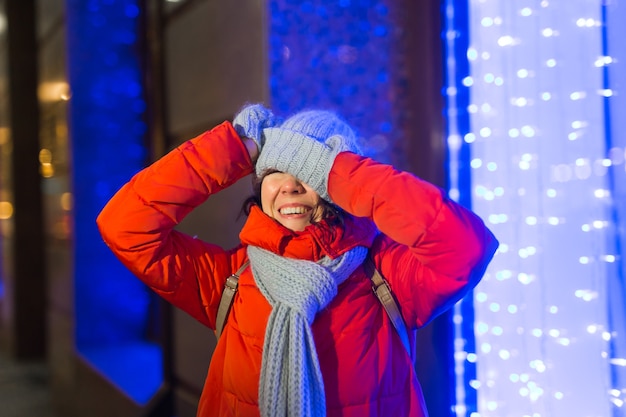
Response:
[214,257,413,359]
[215,261,249,338]
[364,257,413,358]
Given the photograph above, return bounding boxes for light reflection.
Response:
[38,81,71,102]
[0,201,13,220]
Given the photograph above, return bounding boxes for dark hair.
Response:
[239,171,345,228]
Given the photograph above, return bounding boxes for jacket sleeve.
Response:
[328,152,499,328]
[96,121,252,328]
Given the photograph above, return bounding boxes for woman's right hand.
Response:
[232,103,277,155]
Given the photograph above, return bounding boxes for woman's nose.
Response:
[280,175,304,193]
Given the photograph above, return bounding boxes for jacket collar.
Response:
[239,205,377,261]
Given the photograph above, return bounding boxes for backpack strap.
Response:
[215,261,249,338]
[214,257,413,359]
[364,257,413,358]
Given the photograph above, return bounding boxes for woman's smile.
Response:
[261,172,323,231]
[278,204,312,216]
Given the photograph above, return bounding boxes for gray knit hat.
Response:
[280,110,360,152]
[255,110,361,203]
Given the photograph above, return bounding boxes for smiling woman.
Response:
[242,168,345,232]
[239,107,362,233]
[97,102,498,417]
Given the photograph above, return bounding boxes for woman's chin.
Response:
[278,217,312,232]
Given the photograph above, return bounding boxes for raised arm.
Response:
[328,152,499,328]
[96,121,254,327]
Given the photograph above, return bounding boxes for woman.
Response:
[97,104,498,417]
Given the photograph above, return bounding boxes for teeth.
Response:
[280,206,308,215]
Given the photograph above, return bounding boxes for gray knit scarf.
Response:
[247,244,368,417]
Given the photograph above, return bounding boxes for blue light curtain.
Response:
[449,1,626,416]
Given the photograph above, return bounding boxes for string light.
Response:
[449,1,625,416]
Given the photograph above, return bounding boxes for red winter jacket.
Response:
[97,121,498,417]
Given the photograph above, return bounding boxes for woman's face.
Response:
[260,172,324,232]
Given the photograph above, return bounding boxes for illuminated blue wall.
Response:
[449,1,626,416]
[269,0,399,164]
[65,0,161,404]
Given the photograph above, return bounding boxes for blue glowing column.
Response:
[65,0,161,404]
[444,2,476,414]
[605,0,626,409]
[451,1,623,416]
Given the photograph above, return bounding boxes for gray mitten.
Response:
[232,104,277,152]
[256,128,352,202]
